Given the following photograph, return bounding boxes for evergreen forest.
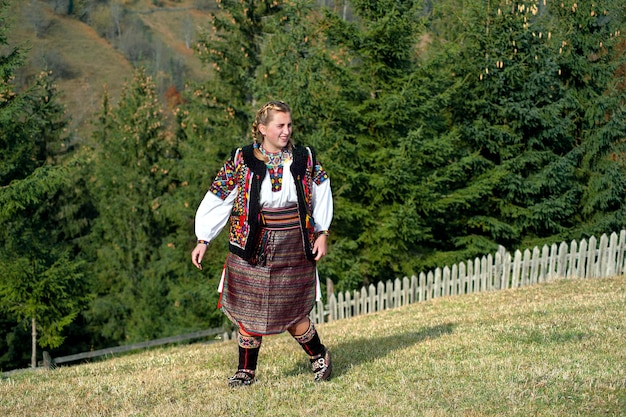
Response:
[1,0,625,371]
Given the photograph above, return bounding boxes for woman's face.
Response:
[259,111,292,153]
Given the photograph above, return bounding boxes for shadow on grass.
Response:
[286,322,455,378]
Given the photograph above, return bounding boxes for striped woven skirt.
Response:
[218,206,317,335]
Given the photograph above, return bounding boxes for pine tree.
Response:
[0,0,89,368]
[418,1,581,262]
[85,69,179,344]
[549,0,626,238]
[307,0,446,285]
[181,0,287,163]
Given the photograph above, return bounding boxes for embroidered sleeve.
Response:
[313,160,329,185]
[310,149,332,232]
[209,151,241,200]
[195,149,243,242]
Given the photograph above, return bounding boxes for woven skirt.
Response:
[218,207,317,335]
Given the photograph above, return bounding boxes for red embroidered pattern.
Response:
[268,166,284,192]
[209,158,237,200]
[230,164,251,249]
[313,163,329,185]
[209,151,250,248]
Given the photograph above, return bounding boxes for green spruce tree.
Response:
[549,0,626,238]
[423,0,581,262]
[85,69,179,344]
[0,0,88,368]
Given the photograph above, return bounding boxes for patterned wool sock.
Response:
[292,321,325,358]
[238,332,262,372]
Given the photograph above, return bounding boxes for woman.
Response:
[191,101,333,387]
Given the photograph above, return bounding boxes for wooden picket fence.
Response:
[308,230,626,324]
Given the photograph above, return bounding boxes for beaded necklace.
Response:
[259,145,292,167]
[258,144,292,192]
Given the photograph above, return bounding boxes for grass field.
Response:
[2,276,625,416]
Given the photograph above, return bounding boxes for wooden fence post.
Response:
[530,247,540,286]
[43,351,55,370]
[443,267,450,296]
[368,284,376,314]
[417,272,425,301]
[473,257,480,293]
[450,264,459,295]
[521,249,531,287]
[577,239,587,279]
[548,243,558,281]
[485,254,493,291]
[607,232,618,278]
[587,236,598,279]
[385,280,394,308]
[377,281,385,312]
[315,299,322,324]
[502,251,511,289]
[402,276,410,306]
[479,256,485,292]
[598,234,609,278]
[557,242,568,278]
[466,259,471,294]
[434,268,442,299]
[618,231,626,276]
[567,239,577,278]
[337,291,345,320]
[346,290,352,318]
[512,250,522,287]
[352,289,360,317]
[537,245,550,282]
[394,279,400,307]
[328,293,337,321]
[458,263,466,295]
[411,275,419,303]
[360,286,368,315]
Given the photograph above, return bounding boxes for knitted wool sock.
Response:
[238,332,262,372]
[292,321,325,358]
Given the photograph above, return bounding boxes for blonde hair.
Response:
[252,101,294,162]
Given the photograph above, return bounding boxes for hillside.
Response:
[2,276,625,416]
[6,0,216,140]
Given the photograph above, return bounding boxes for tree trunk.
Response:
[31,316,37,368]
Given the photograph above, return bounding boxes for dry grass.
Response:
[132,3,214,81]
[2,276,625,416]
[9,1,133,138]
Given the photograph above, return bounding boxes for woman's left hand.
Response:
[313,235,328,261]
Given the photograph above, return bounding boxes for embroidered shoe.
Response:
[310,348,332,381]
[228,369,255,387]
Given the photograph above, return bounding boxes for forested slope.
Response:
[6,0,214,138]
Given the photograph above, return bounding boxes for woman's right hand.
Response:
[191,243,208,270]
